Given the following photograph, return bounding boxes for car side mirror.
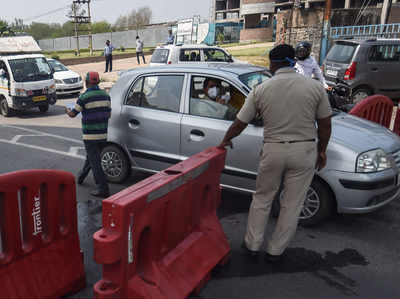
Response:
[0,69,5,78]
[228,54,234,63]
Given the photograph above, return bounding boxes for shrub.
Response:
[120,46,125,52]
[51,53,60,60]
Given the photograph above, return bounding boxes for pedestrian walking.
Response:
[104,40,114,72]
[219,44,332,263]
[136,36,146,65]
[66,71,111,198]
[166,29,174,45]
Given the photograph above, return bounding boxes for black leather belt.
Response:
[267,139,316,144]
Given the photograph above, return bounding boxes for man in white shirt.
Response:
[136,36,146,65]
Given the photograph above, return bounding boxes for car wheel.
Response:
[0,98,12,117]
[352,88,372,104]
[101,144,131,183]
[273,179,335,226]
[38,104,49,113]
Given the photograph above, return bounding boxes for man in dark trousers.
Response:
[219,44,332,262]
[136,36,146,64]
[104,40,114,72]
[66,71,111,198]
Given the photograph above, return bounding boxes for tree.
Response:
[10,18,28,34]
[0,20,14,37]
[92,21,112,34]
[114,6,152,33]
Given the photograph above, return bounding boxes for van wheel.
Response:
[273,179,335,227]
[39,104,49,113]
[352,88,372,104]
[101,145,131,183]
[0,98,12,117]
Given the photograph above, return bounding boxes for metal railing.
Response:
[330,23,400,40]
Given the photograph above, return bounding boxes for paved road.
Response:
[1,102,400,299]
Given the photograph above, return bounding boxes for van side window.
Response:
[179,49,200,62]
[368,45,400,62]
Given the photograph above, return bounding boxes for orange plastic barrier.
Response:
[349,95,394,129]
[93,147,230,299]
[0,170,86,299]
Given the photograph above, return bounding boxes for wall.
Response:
[389,4,400,23]
[39,26,169,52]
[240,27,273,41]
[276,8,324,61]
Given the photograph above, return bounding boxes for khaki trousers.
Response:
[244,141,317,255]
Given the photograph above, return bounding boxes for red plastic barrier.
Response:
[393,108,400,136]
[349,95,394,129]
[93,147,230,299]
[0,170,86,299]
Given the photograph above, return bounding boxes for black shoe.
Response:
[241,242,259,257]
[90,189,110,198]
[264,252,283,263]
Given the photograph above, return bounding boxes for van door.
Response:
[367,43,400,97]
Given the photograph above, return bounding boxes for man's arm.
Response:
[65,107,78,118]
[316,116,332,170]
[218,118,248,149]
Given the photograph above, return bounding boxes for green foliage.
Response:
[51,53,60,60]
[216,32,225,44]
[120,46,125,52]
[114,6,152,31]
[0,20,14,37]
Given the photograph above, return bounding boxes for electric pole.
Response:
[87,0,93,55]
[320,0,332,64]
[73,2,80,56]
[71,0,93,56]
[381,0,393,25]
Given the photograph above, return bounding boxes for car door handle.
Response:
[189,129,205,141]
[128,119,140,129]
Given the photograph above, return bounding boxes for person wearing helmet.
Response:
[295,41,329,89]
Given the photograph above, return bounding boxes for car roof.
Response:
[155,44,226,50]
[120,63,268,78]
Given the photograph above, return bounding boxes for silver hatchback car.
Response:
[102,64,400,225]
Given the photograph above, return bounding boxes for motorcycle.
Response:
[327,79,354,113]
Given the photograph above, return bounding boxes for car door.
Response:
[367,43,400,96]
[180,74,263,192]
[120,73,187,171]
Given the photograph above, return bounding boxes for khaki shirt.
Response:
[237,67,332,143]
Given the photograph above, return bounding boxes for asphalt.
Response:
[1,105,400,299]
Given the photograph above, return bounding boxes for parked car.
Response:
[102,64,400,226]
[323,38,400,103]
[150,44,244,66]
[47,59,83,96]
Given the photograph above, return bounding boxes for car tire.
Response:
[0,97,13,117]
[272,179,335,227]
[101,144,131,183]
[38,104,49,113]
[352,87,372,104]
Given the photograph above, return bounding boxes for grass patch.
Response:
[43,47,154,60]
[227,46,271,57]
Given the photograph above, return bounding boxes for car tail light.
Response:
[168,61,172,64]
[344,62,357,80]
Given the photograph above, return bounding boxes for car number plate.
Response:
[33,96,47,102]
[326,69,338,77]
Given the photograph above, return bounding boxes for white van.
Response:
[0,36,56,117]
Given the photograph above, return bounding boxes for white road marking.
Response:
[0,138,85,160]
[69,146,85,156]
[10,134,43,144]
[0,124,83,144]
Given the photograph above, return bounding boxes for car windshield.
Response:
[151,49,169,63]
[9,57,52,82]
[239,71,271,89]
[326,43,358,63]
[48,59,68,72]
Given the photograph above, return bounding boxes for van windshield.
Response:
[9,57,52,82]
[150,49,169,64]
[326,43,358,63]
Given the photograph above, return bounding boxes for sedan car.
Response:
[47,59,83,95]
[101,64,400,226]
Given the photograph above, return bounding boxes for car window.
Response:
[204,49,230,62]
[368,44,400,62]
[150,49,170,63]
[326,43,358,63]
[125,75,183,113]
[239,71,271,89]
[189,76,245,121]
[180,49,201,62]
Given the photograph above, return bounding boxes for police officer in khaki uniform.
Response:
[219,44,332,262]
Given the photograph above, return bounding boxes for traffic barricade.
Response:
[349,95,394,129]
[393,108,400,136]
[93,147,230,299]
[0,170,86,299]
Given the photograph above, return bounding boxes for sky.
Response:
[2,0,210,25]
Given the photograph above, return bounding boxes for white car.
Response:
[47,59,83,96]
[150,44,245,66]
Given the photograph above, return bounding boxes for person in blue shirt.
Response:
[104,40,114,72]
[166,29,175,45]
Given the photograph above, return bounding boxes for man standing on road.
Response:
[136,36,146,65]
[166,29,174,45]
[219,44,332,262]
[104,40,114,73]
[66,71,111,198]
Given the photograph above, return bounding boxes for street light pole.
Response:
[320,0,332,64]
[87,0,93,55]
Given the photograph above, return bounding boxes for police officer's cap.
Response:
[269,44,295,62]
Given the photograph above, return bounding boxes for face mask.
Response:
[208,86,219,99]
[220,93,231,104]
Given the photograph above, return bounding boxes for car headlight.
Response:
[55,79,63,84]
[356,149,392,173]
[15,88,28,97]
[48,84,56,93]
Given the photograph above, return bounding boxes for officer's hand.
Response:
[316,152,327,171]
[218,140,233,150]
